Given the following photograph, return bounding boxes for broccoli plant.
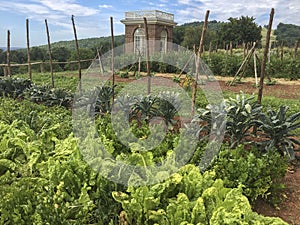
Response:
[157,91,181,128]
[131,95,159,124]
[225,93,262,148]
[257,105,300,160]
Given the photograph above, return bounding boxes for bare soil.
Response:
[253,162,300,225]
[214,76,300,100]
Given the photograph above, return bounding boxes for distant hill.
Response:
[178,20,224,32]
[38,35,125,52]
[0,47,24,51]
[274,23,300,47]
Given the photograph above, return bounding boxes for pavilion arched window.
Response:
[160,30,168,53]
[134,28,145,55]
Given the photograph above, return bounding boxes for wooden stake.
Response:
[40,62,44,73]
[26,19,32,80]
[294,40,299,58]
[229,42,256,85]
[143,17,151,95]
[97,47,104,75]
[6,30,11,77]
[191,10,210,116]
[254,49,258,86]
[257,8,274,104]
[110,17,115,102]
[3,67,7,76]
[45,19,54,88]
[208,41,212,58]
[138,52,141,77]
[225,43,229,75]
[280,41,284,61]
[71,15,81,92]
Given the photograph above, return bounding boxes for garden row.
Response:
[2,76,299,160]
[2,48,300,80]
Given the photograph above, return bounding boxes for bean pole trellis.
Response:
[0,16,100,89]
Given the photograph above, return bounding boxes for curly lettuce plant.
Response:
[112,164,288,225]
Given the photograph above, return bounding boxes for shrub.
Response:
[212,145,288,204]
[0,77,32,98]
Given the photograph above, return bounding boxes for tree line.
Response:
[0,17,298,76]
[173,18,299,50]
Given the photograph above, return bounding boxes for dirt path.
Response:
[114,73,300,99]
[254,162,300,225]
[214,76,300,100]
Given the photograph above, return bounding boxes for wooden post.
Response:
[110,17,115,102]
[257,8,274,104]
[6,30,11,77]
[45,19,54,88]
[97,47,104,75]
[40,62,44,73]
[246,42,250,56]
[26,19,32,80]
[3,67,7,76]
[225,43,229,75]
[243,42,246,59]
[294,40,299,58]
[143,17,151,95]
[268,41,272,64]
[253,49,258,86]
[71,15,81,92]
[280,41,284,61]
[230,41,233,57]
[191,10,209,116]
[138,52,141,76]
[226,44,229,60]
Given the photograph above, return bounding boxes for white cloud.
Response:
[174,0,300,27]
[36,0,98,16]
[0,2,50,15]
[99,4,113,9]
[178,0,192,5]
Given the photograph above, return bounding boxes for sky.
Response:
[0,0,299,47]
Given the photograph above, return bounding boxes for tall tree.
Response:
[30,47,48,61]
[68,48,94,69]
[173,26,186,45]
[219,16,262,46]
[181,26,217,50]
[52,47,71,70]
